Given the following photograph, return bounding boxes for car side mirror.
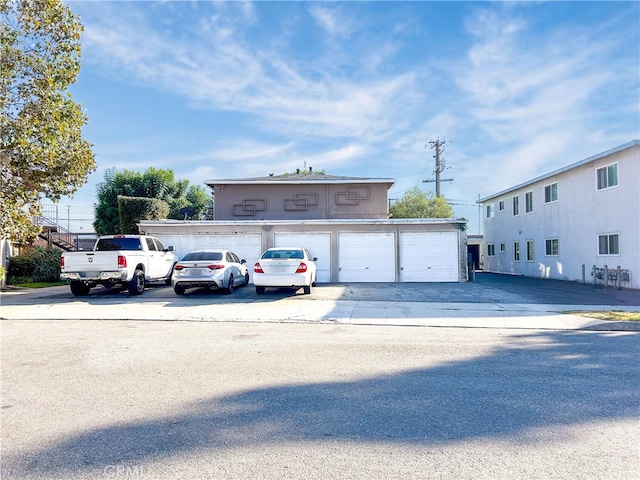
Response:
[167,246,174,251]
[313,257,318,261]
[241,259,246,264]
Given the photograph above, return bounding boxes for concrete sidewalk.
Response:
[1,285,639,330]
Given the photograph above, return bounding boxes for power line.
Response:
[423,138,453,197]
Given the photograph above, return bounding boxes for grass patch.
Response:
[15,281,67,289]
[570,311,640,322]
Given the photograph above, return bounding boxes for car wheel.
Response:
[174,284,186,295]
[303,284,311,295]
[256,286,265,295]
[128,269,145,295]
[226,275,234,294]
[312,274,317,287]
[70,281,90,296]
[244,272,250,287]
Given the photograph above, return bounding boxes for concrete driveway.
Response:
[1,273,638,330]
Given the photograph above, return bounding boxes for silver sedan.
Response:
[172,249,249,295]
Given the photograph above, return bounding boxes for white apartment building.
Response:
[478,140,639,289]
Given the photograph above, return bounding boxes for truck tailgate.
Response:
[62,251,121,272]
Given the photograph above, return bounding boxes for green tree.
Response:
[389,187,455,219]
[94,167,212,234]
[1,0,96,243]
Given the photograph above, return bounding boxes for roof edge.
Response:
[478,139,639,203]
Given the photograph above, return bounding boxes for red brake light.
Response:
[295,262,308,273]
[254,262,264,273]
[60,256,65,268]
[174,264,185,271]
[207,264,225,270]
[118,255,127,268]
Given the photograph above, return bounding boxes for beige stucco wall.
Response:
[211,183,390,220]
[138,219,468,283]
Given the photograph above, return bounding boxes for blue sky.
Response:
[58,1,639,234]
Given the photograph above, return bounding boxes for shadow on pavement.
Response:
[3,329,638,478]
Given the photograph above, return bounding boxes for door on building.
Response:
[399,231,459,282]
[274,233,331,283]
[338,232,395,282]
[157,234,263,282]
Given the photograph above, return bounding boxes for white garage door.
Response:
[274,233,331,283]
[339,232,395,282]
[156,234,263,281]
[400,231,459,282]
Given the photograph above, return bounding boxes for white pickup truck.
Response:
[60,235,178,296]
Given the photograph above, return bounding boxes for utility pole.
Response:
[423,138,453,197]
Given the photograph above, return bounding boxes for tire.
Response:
[244,272,250,287]
[226,275,234,294]
[128,269,145,295]
[70,281,90,296]
[303,284,311,295]
[256,286,265,295]
[165,263,176,286]
[174,284,186,295]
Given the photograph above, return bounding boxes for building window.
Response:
[487,244,495,256]
[544,183,558,203]
[545,238,559,256]
[597,163,618,190]
[525,191,533,213]
[512,196,519,216]
[598,233,619,255]
[500,242,506,252]
[486,204,494,218]
[499,200,505,211]
[514,242,520,262]
[526,240,534,262]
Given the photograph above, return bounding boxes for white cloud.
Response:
[78,2,420,143]
[309,5,356,39]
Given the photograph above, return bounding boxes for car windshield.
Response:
[95,238,142,251]
[262,249,303,259]
[182,252,224,261]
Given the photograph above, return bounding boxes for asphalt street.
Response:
[1,274,639,479]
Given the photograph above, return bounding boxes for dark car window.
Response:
[263,249,304,259]
[155,239,167,251]
[95,238,142,251]
[182,252,223,261]
[145,238,157,251]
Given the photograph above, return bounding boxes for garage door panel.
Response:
[274,233,331,283]
[339,233,395,282]
[400,232,458,282]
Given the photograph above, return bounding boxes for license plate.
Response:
[186,269,205,276]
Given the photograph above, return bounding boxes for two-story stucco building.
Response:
[139,172,468,284]
[205,172,394,220]
[478,140,639,289]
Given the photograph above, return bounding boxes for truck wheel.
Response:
[165,263,176,285]
[128,269,145,295]
[70,282,90,296]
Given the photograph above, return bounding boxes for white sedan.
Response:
[172,249,249,295]
[253,247,317,295]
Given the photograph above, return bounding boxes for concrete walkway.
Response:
[1,284,639,331]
